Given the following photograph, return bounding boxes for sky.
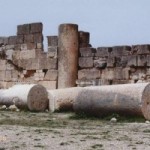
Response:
[0,0,150,48]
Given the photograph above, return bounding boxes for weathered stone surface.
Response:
[38,81,57,90]
[112,46,131,56]
[0,60,6,70]
[79,31,90,48]
[21,43,36,50]
[44,70,58,81]
[80,47,96,57]
[37,43,43,49]
[8,36,17,45]
[137,55,147,67]
[127,55,137,67]
[107,57,115,67]
[79,57,93,68]
[95,47,111,57]
[30,22,43,34]
[17,24,30,35]
[33,33,43,43]
[147,55,150,66]
[101,68,115,80]
[78,69,100,80]
[47,46,58,58]
[38,58,47,69]
[16,35,24,44]
[5,50,14,60]
[58,24,79,88]
[94,58,107,69]
[132,45,150,55]
[20,50,36,59]
[5,70,12,81]
[46,58,57,70]
[47,36,58,46]
[25,58,39,70]
[24,34,34,43]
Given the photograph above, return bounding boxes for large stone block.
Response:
[6,50,14,60]
[47,46,58,58]
[5,70,12,81]
[132,44,150,55]
[33,33,43,43]
[47,36,58,46]
[94,57,107,69]
[38,81,57,90]
[17,24,30,35]
[44,70,58,81]
[137,55,147,67]
[24,34,34,43]
[38,58,47,69]
[11,70,18,81]
[20,49,36,59]
[112,46,131,56]
[79,47,96,57]
[95,47,111,57]
[30,22,43,34]
[79,31,90,48]
[8,36,17,45]
[0,71,5,81]
[78,69,100,80]
[79,57,93,68]
[107,56,115,67]
[127,55,137,67]
[46,58,57,69]
[0,60,6,70]
[25,58,39,70]
[101,68,115,80]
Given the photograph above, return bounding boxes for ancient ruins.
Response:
[0,22,150,90]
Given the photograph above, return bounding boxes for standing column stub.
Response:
[58,24,79,88]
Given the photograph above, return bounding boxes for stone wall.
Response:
[0,22,150,89]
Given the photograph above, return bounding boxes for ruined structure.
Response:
[0,22,150,90]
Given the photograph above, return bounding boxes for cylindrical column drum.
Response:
[48,87,82,112]
[0,84,48,111]
[74,83,150,120]
[58,24,79,89]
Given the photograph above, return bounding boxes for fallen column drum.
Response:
[48,87,82,112]
[73,83,150,120]
[0,84,48,111]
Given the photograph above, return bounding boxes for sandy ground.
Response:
[0,111,150,150]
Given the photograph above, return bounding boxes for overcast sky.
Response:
[0,0,150,48]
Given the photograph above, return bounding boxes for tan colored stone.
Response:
[38,81,57,90]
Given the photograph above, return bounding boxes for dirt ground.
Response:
[0,111,150,150]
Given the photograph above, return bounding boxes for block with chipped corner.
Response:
[47,46,58,58]
[79,57,93,68]
[44,70,58,81]
[47,36,58,46]
[79,47,96,57]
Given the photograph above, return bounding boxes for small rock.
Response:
[16,109,20,112]
[110,117,117,123]
[145,120,150,124]
[9,105,18,111]
[1,105,7,110]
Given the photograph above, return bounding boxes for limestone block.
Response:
[47,36,58,46]
[79,31,90,48]
[20,49,36,59]
[79,57,93,68]
[147,55,150,66]
[5,45,15,50]
[122,68,130,80]
[47,46,58,58]
[6,50,14,60]
[121,56,128,67]
[38,58,47,69]
[46,58,57,69]
[8,36,17,45]
[37,43,43,49]
[26,58,39,70]
[24,34,34,43]
[0,60,6,70]
[30,22,43,34]
[12,51,20,60]
[11,70,18,81]
[14,44,21,50]
[107,56,115,67]
[132,45,150,55]
[94,58,107,69]
[44,70,58,81]
[6,63,14,70]
[115,67,123,80]
[21,44,28,50]
[17,24,30,35]
[38,81,57,90]
[33,33,43,43]
[95,47,111,57]
[17,35,24,44]
[112,46,131,56]
[79,47,96,57]
[5,70,12,81]
[127,55,137,67]
[101,68,115,80]
[137,55,147,67]
[78,69,100,80]
[0,71,5,80]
